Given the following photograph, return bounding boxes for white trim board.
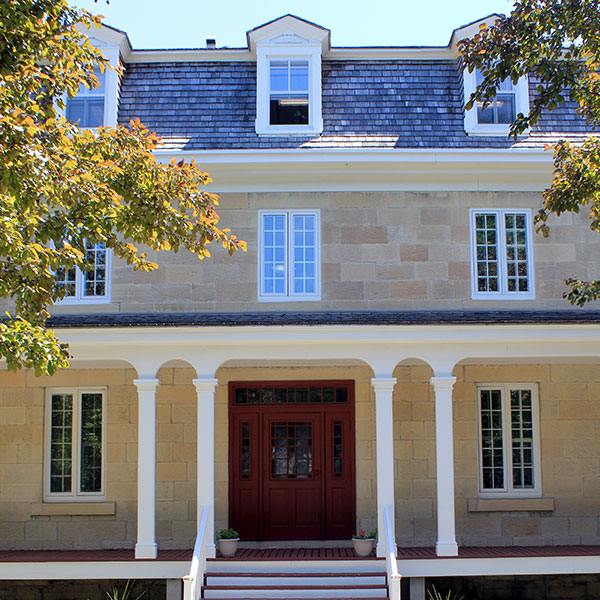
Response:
[396,555,600,578]
[0,560,188,580]
[152,148,554,193]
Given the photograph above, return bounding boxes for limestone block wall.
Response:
[47,190,600,316]
[1,361,599,550]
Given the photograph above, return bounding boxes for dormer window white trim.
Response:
[248,15,329,138]
[463,68,529,136]
[64,25,127,129]
[256,44,323,136]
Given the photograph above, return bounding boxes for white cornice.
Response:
[127,46,456,64]
[151,148,554,192]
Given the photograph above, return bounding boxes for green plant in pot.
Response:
[216,528,240,558]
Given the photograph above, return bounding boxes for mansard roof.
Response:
[112,14,595,152]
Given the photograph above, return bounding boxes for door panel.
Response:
[229,413,260,540]
[264,416,322,540]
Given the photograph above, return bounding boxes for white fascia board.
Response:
[397,555,600,578]
[127,47,454,63]
[55,322,600,348]
[128,49,253,63]
[328,47,455,61]
[0,560,188,580]
[152,148,554,193]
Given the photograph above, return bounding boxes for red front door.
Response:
[229,381,355,541]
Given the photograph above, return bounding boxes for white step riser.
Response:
[206,576,386,586]
[206,559,385,574]
[203,589,387,599]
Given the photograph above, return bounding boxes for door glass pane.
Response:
[332,420,343,478]
[241,422,251,479]
[271,422,313,479]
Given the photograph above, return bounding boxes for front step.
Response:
[203,559,388,599]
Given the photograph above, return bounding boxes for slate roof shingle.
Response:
[117,60,596,151]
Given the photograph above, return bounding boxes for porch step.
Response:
[203,560,388,599]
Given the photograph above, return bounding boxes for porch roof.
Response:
[47,309,600,329]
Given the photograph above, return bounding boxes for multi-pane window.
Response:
[478,384,541,497]
[55,242,111,304]
[45,388,105,500]
[470,209,534,299]
[269,60,309,125]
[66,67,106,128]
[475,69,516,124]
[259,210,320,301]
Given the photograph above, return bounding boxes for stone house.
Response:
[1,13,600,600]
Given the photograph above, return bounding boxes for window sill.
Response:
[32,502,115,516]
[468,498,554,513]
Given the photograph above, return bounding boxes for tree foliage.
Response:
[458,0,600,305]
[0,0,245,375]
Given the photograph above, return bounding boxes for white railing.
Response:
[183,506,210,600]
[383,504,402,600]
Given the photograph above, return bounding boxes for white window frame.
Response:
[65,66,108,129]
[55,245,112,306]
[258,209,321,302]
[469,208,535,300]
[43,387,107,502]
[477,383,542,499]
[463,68,529,136]
[255,45,323,136]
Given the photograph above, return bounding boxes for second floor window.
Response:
[259,210,320,301]
[55,242,111,304]
[66,67,106,128]
[470,209,534,300]
[270,60,309,125]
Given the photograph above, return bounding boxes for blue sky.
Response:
[69,0,515,49]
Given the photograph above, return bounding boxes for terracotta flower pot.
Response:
[352,538,375,557]
[217,538,239,558]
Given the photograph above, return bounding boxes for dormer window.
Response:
[475,69,515,125]
[248,15,329,137]
[463,68,529,136]
[270,60,309,125]
[66,67,106,128]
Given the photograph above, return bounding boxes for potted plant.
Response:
[352,529,377,557]
[216,528,240,557]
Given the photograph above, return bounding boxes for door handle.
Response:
[314,469,320,478]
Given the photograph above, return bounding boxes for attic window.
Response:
[270,60,309,125]
[475,69,516,125]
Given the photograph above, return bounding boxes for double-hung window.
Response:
[66,67,106,128]
[477,384,541,497]
[258,210,320,301]
[475,69,516,125]
[269,59,309,125]
[55,242,111,304]
[44,388,106,501]
[470,209,534,299]
[463,68,529,136]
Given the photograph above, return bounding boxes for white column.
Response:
[371,377,397,558]
[431,376,458,556]
[134,377,160,559]
[193,378,218,559]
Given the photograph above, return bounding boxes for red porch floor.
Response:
[2,545,600,562]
